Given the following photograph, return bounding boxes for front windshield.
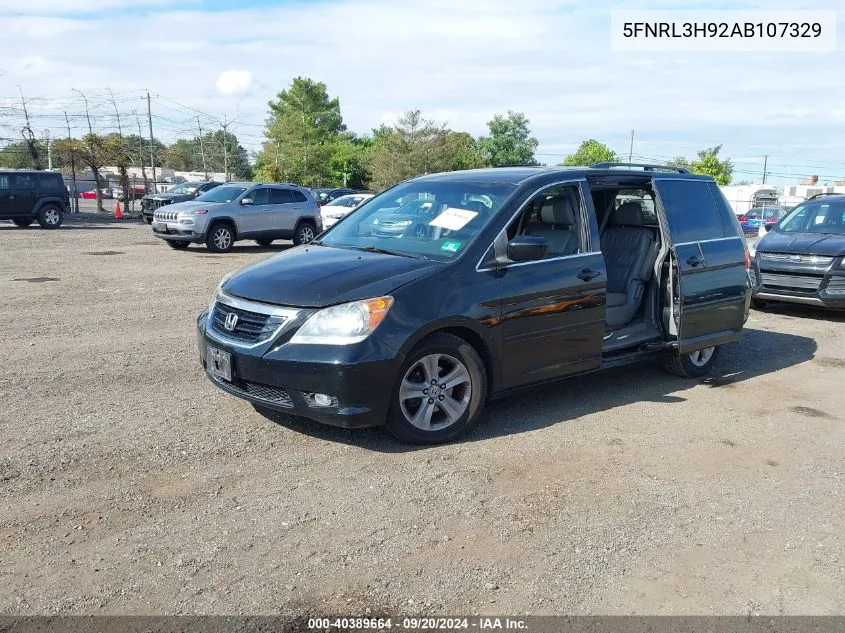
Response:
[777,198,845,234]
[325,195,355,207]
[196,185,248,203]
[169,183,197,195]
[319,180,516,260]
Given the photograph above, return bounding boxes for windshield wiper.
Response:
[342,244,429,259]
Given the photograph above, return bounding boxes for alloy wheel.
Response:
[44,209,60,225]
[689,347,715,367]
[213,228,232,250]
[399,353,472,431]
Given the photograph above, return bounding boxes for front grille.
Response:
[761,272,823,293]
[759,253,834,266]
[824,277,845,295]
[211,301,285,344]
[154,209,180,222]
[210,375,293,408]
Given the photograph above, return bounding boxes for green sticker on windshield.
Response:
[441,241,462,253]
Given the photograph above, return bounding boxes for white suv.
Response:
[151,182,322,252]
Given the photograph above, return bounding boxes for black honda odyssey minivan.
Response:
[197,165,750,444]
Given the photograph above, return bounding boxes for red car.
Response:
[78,188,113,200]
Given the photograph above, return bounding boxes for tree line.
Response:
[0,76,736,212]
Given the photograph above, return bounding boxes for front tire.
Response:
[663,346,719,378]
[750,298,767,310]
[293,221,316,246]
[166,240,189,250]
[143,216,153,225]
[386,333,487,445]
[37,205,63,229]
[206,222,235,253]
[12,217,34,227]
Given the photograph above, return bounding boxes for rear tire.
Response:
[12,217,34,227]
[386,333,487,445]
[663,346,719,378]
[256,239,274,247]
[37,205,63,229]
[750,298,767,310]
[166,240,189,250]
[206,222,235,253]
[293,220,316,246]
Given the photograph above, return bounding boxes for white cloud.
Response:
[215,69,253,96]
[0,0,843,184]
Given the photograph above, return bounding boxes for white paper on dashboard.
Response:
[429,207,478,231]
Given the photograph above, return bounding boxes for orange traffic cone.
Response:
[114,201,122,219]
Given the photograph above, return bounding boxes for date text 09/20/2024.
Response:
[306,617,528,630]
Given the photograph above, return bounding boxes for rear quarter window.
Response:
[291,190,308,203]
[13,174,36,189]
[657,179,726,243]
[39,173,66,192]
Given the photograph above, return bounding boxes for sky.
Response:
[0,0,843,187]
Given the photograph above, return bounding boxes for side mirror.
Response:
[764,224,774,232]
[240,198,253,206]
[507,235,549,263]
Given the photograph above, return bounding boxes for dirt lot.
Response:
[1,216,844,616]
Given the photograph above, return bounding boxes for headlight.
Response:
[179,209,208,217]
[208,271,236,311]
[393,220,413,227]
[290,296,393,345]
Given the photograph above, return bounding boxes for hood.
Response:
[758,230,845,257]
[158,200,215,213]
[223,245,443,308]
[145,192,190,201]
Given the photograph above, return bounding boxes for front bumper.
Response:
[196,311,403,428]
[752,268,845,309]
[151,220,205,242]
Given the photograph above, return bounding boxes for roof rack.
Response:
[591,162,691,174]
[806,192,844,200]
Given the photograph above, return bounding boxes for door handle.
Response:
[577,268,601,282]
[686,255,703,267]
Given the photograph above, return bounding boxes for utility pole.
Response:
[221,115,229,181]
[146,92,157,193]
[628,129,634,163]
[762,155,768,184]
[197,116,208,180]
[65,112,79,213]
[45,130,52,170]
[136,116,149,194]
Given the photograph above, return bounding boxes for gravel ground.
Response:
[1,216,844,617]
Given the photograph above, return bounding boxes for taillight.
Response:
[744,247,751,269]
[738,216,747,223]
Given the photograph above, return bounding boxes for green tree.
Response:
[255,77,345,186]
[367,110,453,189]
[0,139,63,170]
[102,133,134,208]
[443,132,485,171]
[561,139,617,166]
[479,111,538,166]
[668,156,690,169]
[690,145,733,185]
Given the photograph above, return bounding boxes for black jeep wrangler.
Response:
[0,170,70,229]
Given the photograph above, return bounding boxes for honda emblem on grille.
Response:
[788,255,803,262]
[224,313,239,331]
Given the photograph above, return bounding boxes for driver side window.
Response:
[505,184,585,259]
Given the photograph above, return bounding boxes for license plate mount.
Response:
[206,346,232,382]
